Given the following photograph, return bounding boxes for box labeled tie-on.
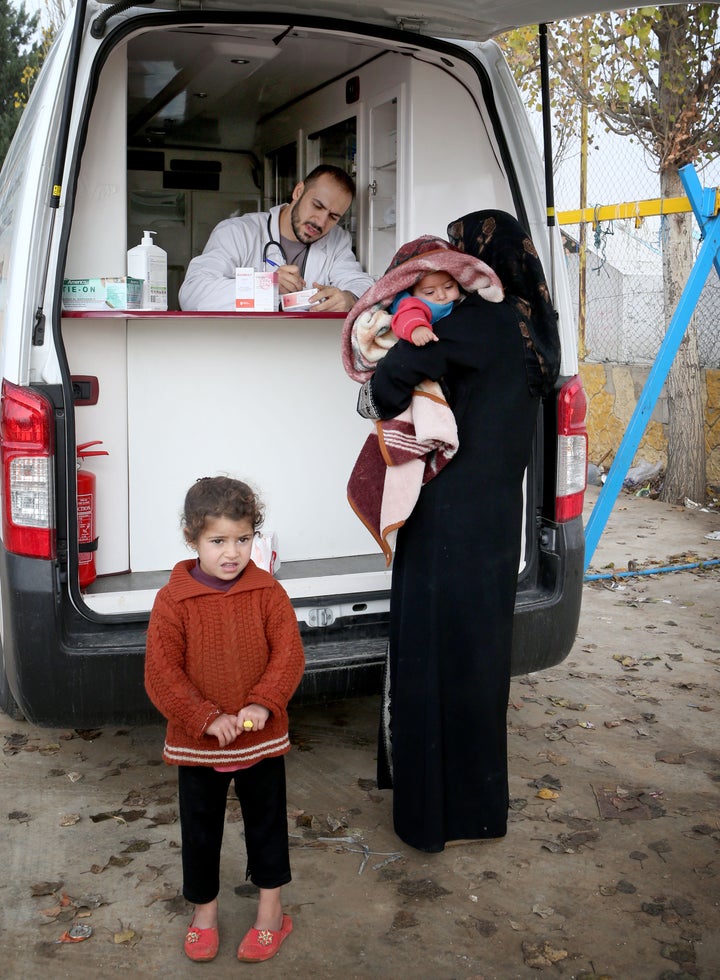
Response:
[62,276,144,310]
[235,268,278,311]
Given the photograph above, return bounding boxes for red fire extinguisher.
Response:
[77,440,109,589]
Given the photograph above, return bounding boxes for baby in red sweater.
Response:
[145,477,304,965]
[389,269,462,346]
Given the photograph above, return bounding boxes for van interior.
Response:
[59,19,521,616]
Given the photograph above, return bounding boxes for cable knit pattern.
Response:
[145,559,305,767]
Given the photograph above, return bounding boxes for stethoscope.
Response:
[262,213,310,275]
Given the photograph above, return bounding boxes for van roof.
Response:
[97,1,659,42]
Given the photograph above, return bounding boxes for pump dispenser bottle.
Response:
[127,230,168,310]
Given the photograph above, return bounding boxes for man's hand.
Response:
[277,263,306,295]
[309,284,356,312]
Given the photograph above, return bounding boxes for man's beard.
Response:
[290,200,321,244]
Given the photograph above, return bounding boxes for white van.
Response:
[0,0,588,725]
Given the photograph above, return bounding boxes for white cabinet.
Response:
[367,91,400,276]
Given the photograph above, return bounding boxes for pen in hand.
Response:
[265,257,280,269]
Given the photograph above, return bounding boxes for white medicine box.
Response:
[235,268,278,311]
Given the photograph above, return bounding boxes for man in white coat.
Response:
[179,165,374,312]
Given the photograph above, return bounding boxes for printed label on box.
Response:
[235,267,254,310]
[280,288,317,312]
[254,271,278,311]
[62,277,144,310]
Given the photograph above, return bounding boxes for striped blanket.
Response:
[347,381,458,565]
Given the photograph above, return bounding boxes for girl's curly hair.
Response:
[182,476,264,544]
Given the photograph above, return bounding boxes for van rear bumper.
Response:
[0,516,584,727]
[512,516,585,674]
[0,550,154,727]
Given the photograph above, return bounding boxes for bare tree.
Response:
[41,0,69,40]
[500,5,720,503]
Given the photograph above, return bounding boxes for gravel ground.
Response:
[1,486,719,979]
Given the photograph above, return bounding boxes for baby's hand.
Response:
[206,713,240,748]
[411,325,439,346]
[237,703,270,733]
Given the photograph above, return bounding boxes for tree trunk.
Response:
[659,166,706,504]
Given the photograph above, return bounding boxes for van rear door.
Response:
[1,0,593,724]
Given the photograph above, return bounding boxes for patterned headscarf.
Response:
[447,210,561,396]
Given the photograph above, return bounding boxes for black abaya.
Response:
[368,293,540,852]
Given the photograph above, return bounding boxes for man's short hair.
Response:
[303,164,356,199]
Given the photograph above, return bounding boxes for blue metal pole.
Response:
[584,165,720,570]
[680,164,720,279]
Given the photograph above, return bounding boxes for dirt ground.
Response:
[1,485,719,980]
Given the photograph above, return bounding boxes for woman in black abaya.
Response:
[357,210,560,852]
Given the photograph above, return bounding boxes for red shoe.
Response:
[184,919,219,961]
[237,914,293,962]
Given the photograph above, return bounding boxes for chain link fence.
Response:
[548,127,720,368]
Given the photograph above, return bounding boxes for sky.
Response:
[527,108,720,213]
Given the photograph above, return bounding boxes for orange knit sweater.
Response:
[145,559,305,767]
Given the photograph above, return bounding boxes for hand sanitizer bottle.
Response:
[127,230,167,310]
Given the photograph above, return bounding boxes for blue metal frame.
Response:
[583,164,720,570]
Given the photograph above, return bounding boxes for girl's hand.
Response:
[206,713,240,747]
[237,703,270,733]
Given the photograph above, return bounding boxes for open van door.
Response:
[89,0,634,38]
[0,0,623,724]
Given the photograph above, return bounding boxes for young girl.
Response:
[145,476,305,963]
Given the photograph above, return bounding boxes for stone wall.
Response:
[579,363,720,487]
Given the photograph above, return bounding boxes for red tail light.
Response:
[555,374,587,523]
[0,380,56,558]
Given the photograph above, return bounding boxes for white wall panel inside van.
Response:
[126,317,371,570]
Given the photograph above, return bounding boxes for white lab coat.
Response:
[178,205,375,311]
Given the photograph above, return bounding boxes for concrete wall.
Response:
[580,363,720,488]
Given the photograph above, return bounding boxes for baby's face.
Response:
[411,271,460,305]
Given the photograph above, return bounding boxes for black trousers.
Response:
[178,756,291,905]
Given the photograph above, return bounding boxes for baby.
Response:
[389,270,462,346]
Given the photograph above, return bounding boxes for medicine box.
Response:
[62,276,144,310]
[253,271,278,311]
[235,268,279,310]
[235,267,254,309]
[280,288,317,311]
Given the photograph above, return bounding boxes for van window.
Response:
[308,117,358,247]
[265,142,297,209]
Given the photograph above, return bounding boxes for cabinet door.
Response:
[307,117,358,252]
[368,93,399,276]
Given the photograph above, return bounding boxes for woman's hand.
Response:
[237,703,270,733]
